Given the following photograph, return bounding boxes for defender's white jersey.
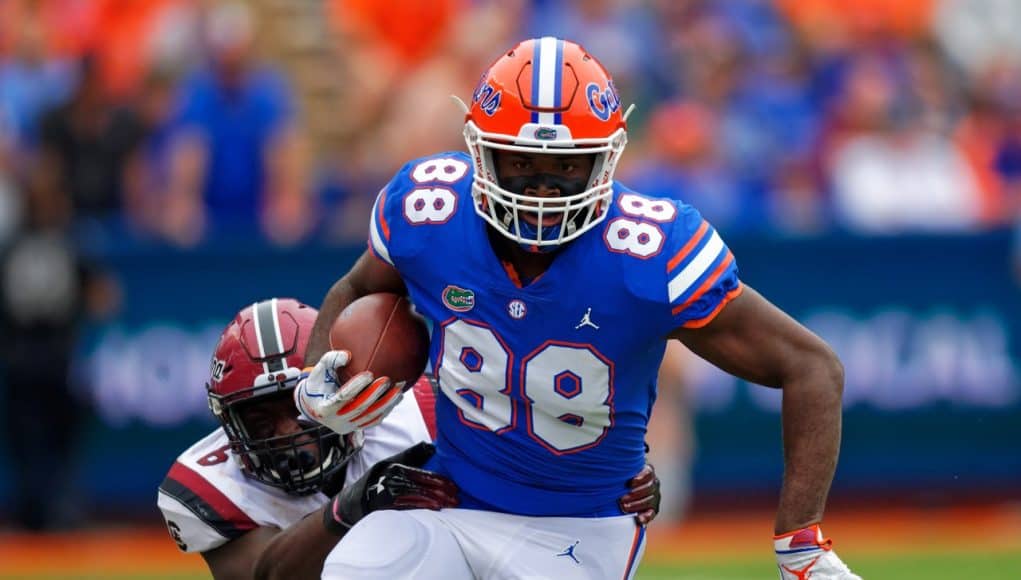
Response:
[157,378,436,553]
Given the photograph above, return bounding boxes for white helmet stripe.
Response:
[251,301,269,374]
[253,299,284,372]
[535,36,560,125]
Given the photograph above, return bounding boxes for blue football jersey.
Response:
[367,152,742,517]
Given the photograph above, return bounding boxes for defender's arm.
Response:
[201,515,333,580]
[670,285,843,534]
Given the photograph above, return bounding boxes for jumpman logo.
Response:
[370,475,387,495]
[781,556,820,579]
[556,540,581,564]
[574,308,599,330]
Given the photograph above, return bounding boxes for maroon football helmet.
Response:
[207,298,359,495]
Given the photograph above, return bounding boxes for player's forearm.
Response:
[252,506,341,580]
[305,276,359,366]
[774,350,844,534]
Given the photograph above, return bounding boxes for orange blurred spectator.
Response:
[1,0,196,100]
[86,0,196,99]
[0,0,98,59]
[774,0,935,43]
[328,0,465,72]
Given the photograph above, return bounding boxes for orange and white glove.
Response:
[294,350,404,435]
[775,525,862,579]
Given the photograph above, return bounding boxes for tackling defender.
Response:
[157,298,659,579]
[299,37,861,578]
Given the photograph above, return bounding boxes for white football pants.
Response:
[321,508,647,579]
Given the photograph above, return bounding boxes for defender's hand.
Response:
[323,442,458,534]
[294,350,403,435]
[775,525,862,579]
[619,463,661,526]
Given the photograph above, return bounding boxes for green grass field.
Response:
[4,505,1019,580]
[3,548,1017,580]
[636,549,1021,579]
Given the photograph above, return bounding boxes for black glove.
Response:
[619,462,661,526]
[323,442,459,535]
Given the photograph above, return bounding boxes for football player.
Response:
[298,37,859,579]
[157,298,660,580]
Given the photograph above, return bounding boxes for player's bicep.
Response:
[201,526,281,580]
[347,248,407,298]
[670,285,832,389]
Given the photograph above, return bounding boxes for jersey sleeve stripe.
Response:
[680,283,744,329]
[159,461,257,540]
[666,220,709,273]
[376,188,391,241]
[667,230,725,302]
[369,194,394,266]
[670,250,735,315]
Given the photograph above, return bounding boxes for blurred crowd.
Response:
[1,0,1021,249]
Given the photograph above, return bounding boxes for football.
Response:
[328,293,430,389]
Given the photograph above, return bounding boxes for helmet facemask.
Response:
[208,367,360,496]
[465,120,627,251]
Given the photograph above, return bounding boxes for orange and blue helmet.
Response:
[463,37,630,249]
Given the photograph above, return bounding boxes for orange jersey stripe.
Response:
[666,220,710,272]
[501,259,524,288]
[679,283,744,328]
[377,189,390,241]
[671,251,735,315]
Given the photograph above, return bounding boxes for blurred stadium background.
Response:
[0,0,1019,578]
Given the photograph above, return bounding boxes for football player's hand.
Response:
[775,525,862,579]
[619,462,661,526]
[323,442,458,534]
[294,350,403,435]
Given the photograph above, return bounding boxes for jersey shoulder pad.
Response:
[156,430,258,553]
[605,186,742,331]
[368,151,474,268]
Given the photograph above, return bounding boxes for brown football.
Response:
[328,293,430,389]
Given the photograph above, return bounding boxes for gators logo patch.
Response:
[442,285,476,312]
[534,126,558,140]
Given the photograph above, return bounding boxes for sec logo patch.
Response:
[507,299,527,320]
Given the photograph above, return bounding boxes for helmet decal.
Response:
[586,80,621,122]
[472,78,502,117]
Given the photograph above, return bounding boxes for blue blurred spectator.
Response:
[620,101,757,230]
[525,0,673,114]
[163,1,308,246]
[0,17,75,161]
[822,51,982,232]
